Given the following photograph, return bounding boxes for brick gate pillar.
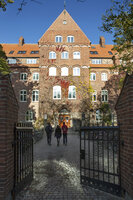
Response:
[0,74,18,200]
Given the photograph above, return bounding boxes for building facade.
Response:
[2,10,120,128]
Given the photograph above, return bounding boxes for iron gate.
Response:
[80,126,121,196]
[12,122,33,198]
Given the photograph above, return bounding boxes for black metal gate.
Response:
[12,122,33,198]
[80,126,121,196]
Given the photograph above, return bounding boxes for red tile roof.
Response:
[90,44,115,58]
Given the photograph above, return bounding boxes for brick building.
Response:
[1,9,120,127]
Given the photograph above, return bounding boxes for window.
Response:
[20,73,27,81]
[49,51,56,59]
[101,90,108,102]
[73,52,80,59]
[53,86,61,99]
[67,36,74,43]
[73,67,80,76]
[108,51,113,55]
[33,73,39,81]
[61,51,69,59]
[96,110,101,121]
[92,59,102,64]
[30,51,39,54]
[32,90,39,102]
[20,90,27,102]
[90,72,96,81]
[49,67,56,76]
[9,50,14,54]
[25,110,34,122]
[91,90,97,102]
[63,20,67,24]
[90,51,98,54]
[55,36,62,43]
[8,58,16,64]
[17,51,26,54]
[61,67,68,76]
[68,86,76,99]
[27,59,37,64]
[101,73,107,81]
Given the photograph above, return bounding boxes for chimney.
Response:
[99,36,105,47]
[19,36,24,46]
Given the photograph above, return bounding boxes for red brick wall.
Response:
[116,74,133,199]
[0,74,18,200]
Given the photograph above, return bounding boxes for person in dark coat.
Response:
[45,122,52,145]
[55,125,62,146]
[62,122,68,145]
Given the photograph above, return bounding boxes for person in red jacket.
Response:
[62,122,68,145]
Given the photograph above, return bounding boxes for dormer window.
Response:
[17,51,26,54]
[108,51,113,55]
[55,36,62,43]
[9,50,14,54]
[90,51,98,54]
[30,51,39,54]
[67,36,74,43]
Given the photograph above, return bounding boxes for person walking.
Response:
[45,122,52,145]
[55,125,62,146]
[62,122,68,145]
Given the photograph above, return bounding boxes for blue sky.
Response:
[0,0,114,44]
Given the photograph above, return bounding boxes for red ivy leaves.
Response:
[56,45,65,52]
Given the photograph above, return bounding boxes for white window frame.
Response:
[91,90,97,102]
[49,51,56,59]
[53,86,61,99]
[61,51,69,59]
[25,110,34,122]
[20,73,27,81]
[101,90,108,102]
[90,72,96,81]
[101,73,107,81]
[32,90,39,102]
[27,59,37,64]
[55,35,62,43]
[8,58,16,64]
[33,72,39,81]
[49,67,56,76]
[67,36,74,43]
[96,110,101,121]
[73,67,80,76]
[68,86,76,99]
[20,90,27,102]
[73,51,80,59]
[92,59,102,64]
[61,67,68,76]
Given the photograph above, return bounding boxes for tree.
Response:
[0,44,10,75]
[101,0,133,73]
[0,0,14,11]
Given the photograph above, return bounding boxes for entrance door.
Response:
[58,114,70,128]
[80,126,121,196]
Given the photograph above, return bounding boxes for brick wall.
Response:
[116,74,133,200]
[0,74,18,200]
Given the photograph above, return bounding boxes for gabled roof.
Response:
[1,43,39,58]
[39,9,90,45]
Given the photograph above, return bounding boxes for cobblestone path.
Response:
[16,130,123,200]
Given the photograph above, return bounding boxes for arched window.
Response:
[53,86,61,99]
[90,72,96,81]
[49,51,56,59]
[55,35,62,43]
[67,36,74,43]
[20,90,27,102]
[68,86,76,99]
[49,67,56,76]
[73,51,80,59]
[73,67,80,76]
[101,72,107,81]
[61,67,68,76]
[25,110,34,122]
[61,51,69,59]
